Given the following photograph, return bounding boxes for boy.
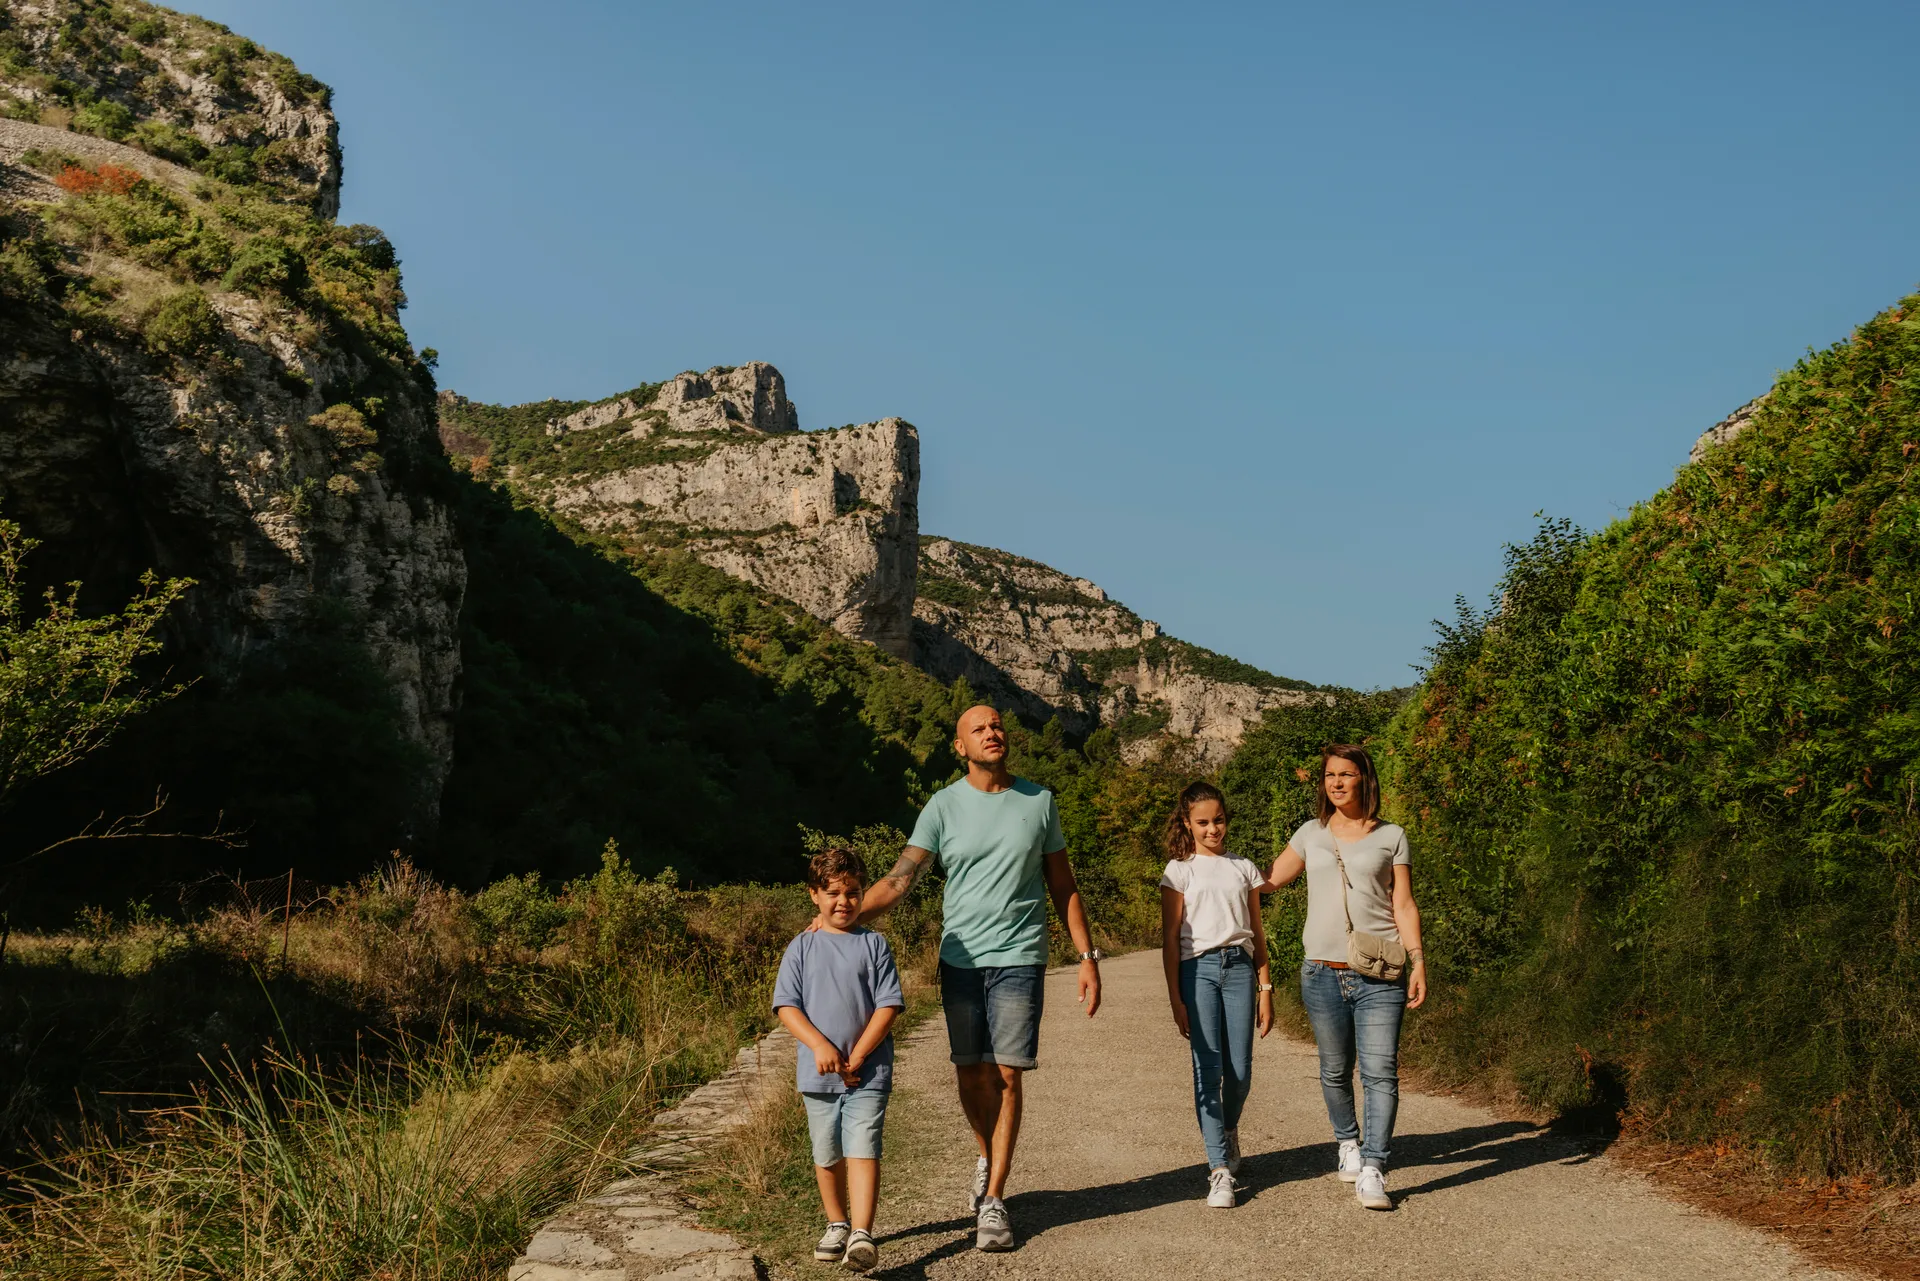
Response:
[772,847,905,1272]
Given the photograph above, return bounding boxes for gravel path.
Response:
[858,950,1858,1281]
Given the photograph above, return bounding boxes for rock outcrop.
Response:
[546,363,799,438]
[446,367,920,659]
[1690,394,1768,464]
[913,538,1316,763]
[557,417,919,657]
[0,1,341,217]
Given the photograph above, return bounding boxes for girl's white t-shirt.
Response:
[1159,852,1264,960]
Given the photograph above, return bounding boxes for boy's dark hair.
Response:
[807,846,867,890]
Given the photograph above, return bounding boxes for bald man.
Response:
[849,704,1101,1252]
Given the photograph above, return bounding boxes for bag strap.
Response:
[1330,842,1356,938]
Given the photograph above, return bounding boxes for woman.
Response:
[1265,744,1426,1211]
[1159,782,1273,1208]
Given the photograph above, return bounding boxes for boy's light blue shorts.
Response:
[801,1087,889,1167]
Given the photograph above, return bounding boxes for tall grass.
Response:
[0,852,815,1278]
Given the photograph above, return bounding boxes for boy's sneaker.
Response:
[1355,1165,1392,1210]
[814,1222,852,1262]
[968,1154,990,1211]
[975,1197,1014,1251]
[1336,1139,1363,1182]
[1225,1128,1243,1176]
[1207,1166,1237,1208]
[843,1228,878,1272]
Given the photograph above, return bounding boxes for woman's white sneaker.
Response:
[1207,1166,1237,1208]
[1336,1139,1363,1182]
[1355,1165,1392,1210]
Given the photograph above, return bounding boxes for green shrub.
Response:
[310,403,377,448]
[469,872,575,952]
[566,841,687,964]
[220,234,301,294]
[70,96,133,139]
[141,287,220,355]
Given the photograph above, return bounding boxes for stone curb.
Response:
[509,1027,796,1281]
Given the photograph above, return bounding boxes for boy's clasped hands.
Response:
[804,1040,871,1090]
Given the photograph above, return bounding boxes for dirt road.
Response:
[858,950,1858,1280]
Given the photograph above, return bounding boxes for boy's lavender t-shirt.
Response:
[771,927,904,1094]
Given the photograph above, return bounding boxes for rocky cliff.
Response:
[914,538,1319,763]
[441,366,920,658]
[444,368,1317,760]
[0,2,464,821]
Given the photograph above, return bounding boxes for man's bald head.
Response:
[954,704,1009,768]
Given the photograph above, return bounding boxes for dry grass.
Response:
[0,856,807,1279]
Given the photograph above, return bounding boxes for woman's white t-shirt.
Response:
[1159,852,1264,960]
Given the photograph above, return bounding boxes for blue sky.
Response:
[198,0,1919,689]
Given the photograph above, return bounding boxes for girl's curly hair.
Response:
[1164,781,1229,861]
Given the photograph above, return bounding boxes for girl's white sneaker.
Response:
[1207,1166,1237,1208]
[1355,1165,1392,1210]
[1336,1139,1363,1182]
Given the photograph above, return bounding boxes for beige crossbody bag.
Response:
[1332,843,1408,982]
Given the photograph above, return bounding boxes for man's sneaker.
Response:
[975,1197,1014,1251]
[1225,1128,1243,1176]
[1355,1164,1392,1210]
[1336,1139,1363,1183]
[1207,1166,1237,1208]
[968,1155,990,1211]
[814,1222,851,1262]
[843,1228,878,1272]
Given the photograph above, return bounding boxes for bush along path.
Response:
[510,1028,796,1281]
[740,952,1866,1281]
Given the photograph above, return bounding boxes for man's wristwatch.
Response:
[1079,949,1104,963]
[1258,983,1275,992]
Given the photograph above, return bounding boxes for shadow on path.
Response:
[868,1122,1592,1275]
[1391,1119,1596,1200]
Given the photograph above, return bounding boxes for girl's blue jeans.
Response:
[1300,959,1407,1170]
[1179,946,1256,1170]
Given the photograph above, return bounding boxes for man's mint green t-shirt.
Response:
[909,776,1065,969]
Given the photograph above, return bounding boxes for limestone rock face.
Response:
[912,539,1314,763]
[547,363,800,438]
[0,2,342,217]
[1690,395,1768,464]
[0,297,465,813]
[550,414,919,657]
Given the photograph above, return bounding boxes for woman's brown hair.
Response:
[1315,744,1381,825]
[1164,781,1229,861]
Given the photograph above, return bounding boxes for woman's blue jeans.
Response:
[1300,959,1406,1170]
[1179,947,1255,1171]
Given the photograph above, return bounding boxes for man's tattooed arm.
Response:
[859,845,933,922]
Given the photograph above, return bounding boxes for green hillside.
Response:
[1371,292,1920,1178]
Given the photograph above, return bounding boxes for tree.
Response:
[0,516,192,808]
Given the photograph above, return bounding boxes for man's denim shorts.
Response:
[940,961,1046,1069]
[801,1086,889,1167]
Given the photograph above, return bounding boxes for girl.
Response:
[1264,744,1427,1212]
[1160,781,1273,1208]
